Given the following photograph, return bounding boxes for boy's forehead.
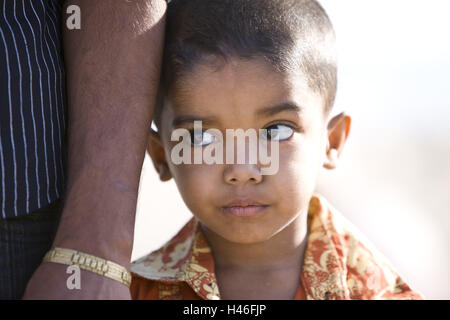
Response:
[169,58,323,115]
[158,58,327,136]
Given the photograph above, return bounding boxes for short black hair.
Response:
[154,0,337,128]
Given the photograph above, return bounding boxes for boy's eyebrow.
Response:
[171,115,219,128]
[171,102,302,128]
[256,102,303,117]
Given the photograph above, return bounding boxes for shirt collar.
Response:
[130,217,220,299]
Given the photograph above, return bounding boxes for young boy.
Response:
[130,0,424,300]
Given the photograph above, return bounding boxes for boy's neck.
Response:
[200,212,309,272]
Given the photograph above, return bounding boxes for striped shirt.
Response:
[0,0,66,219]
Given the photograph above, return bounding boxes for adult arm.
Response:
[23,0,166,299]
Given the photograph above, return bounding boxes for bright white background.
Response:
[132,0,450,299]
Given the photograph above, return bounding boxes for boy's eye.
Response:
[263,124,294,141]
[189,130,216,146]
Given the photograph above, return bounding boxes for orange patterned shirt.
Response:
[130,194,424,300]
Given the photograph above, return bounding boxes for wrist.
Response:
[52,205,135,267]
[43,247,132,287]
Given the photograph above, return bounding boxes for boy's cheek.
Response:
[172,166,224,218]
[169,163,220,191]
[279,144,323,184]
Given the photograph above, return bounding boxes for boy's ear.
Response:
[147,129,172,182]
[323,112,352,170]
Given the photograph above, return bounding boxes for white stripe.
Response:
[0,5,18,217]
[47,2,66,187]
[0,137,6,218]
[41,0,62,198]
[17,0,42,210]
[35,0,58,199]
[22,0,48,210]
[48,1,66,133]
[11,0,34,213]
[3,1,28,216]
[30,0,53,203]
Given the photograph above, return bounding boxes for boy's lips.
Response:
[221,198,270,217]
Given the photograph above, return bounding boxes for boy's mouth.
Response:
[221,198,269,217]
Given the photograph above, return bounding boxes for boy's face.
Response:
[149,58,349,244]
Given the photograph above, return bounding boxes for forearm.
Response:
[24,0,166,299]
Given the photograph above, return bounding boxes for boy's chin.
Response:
[213,227,277,245]
[199,217,283,245]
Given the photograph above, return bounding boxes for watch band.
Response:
[43,247,132,287]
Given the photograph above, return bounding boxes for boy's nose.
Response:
[223,164,263,185]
